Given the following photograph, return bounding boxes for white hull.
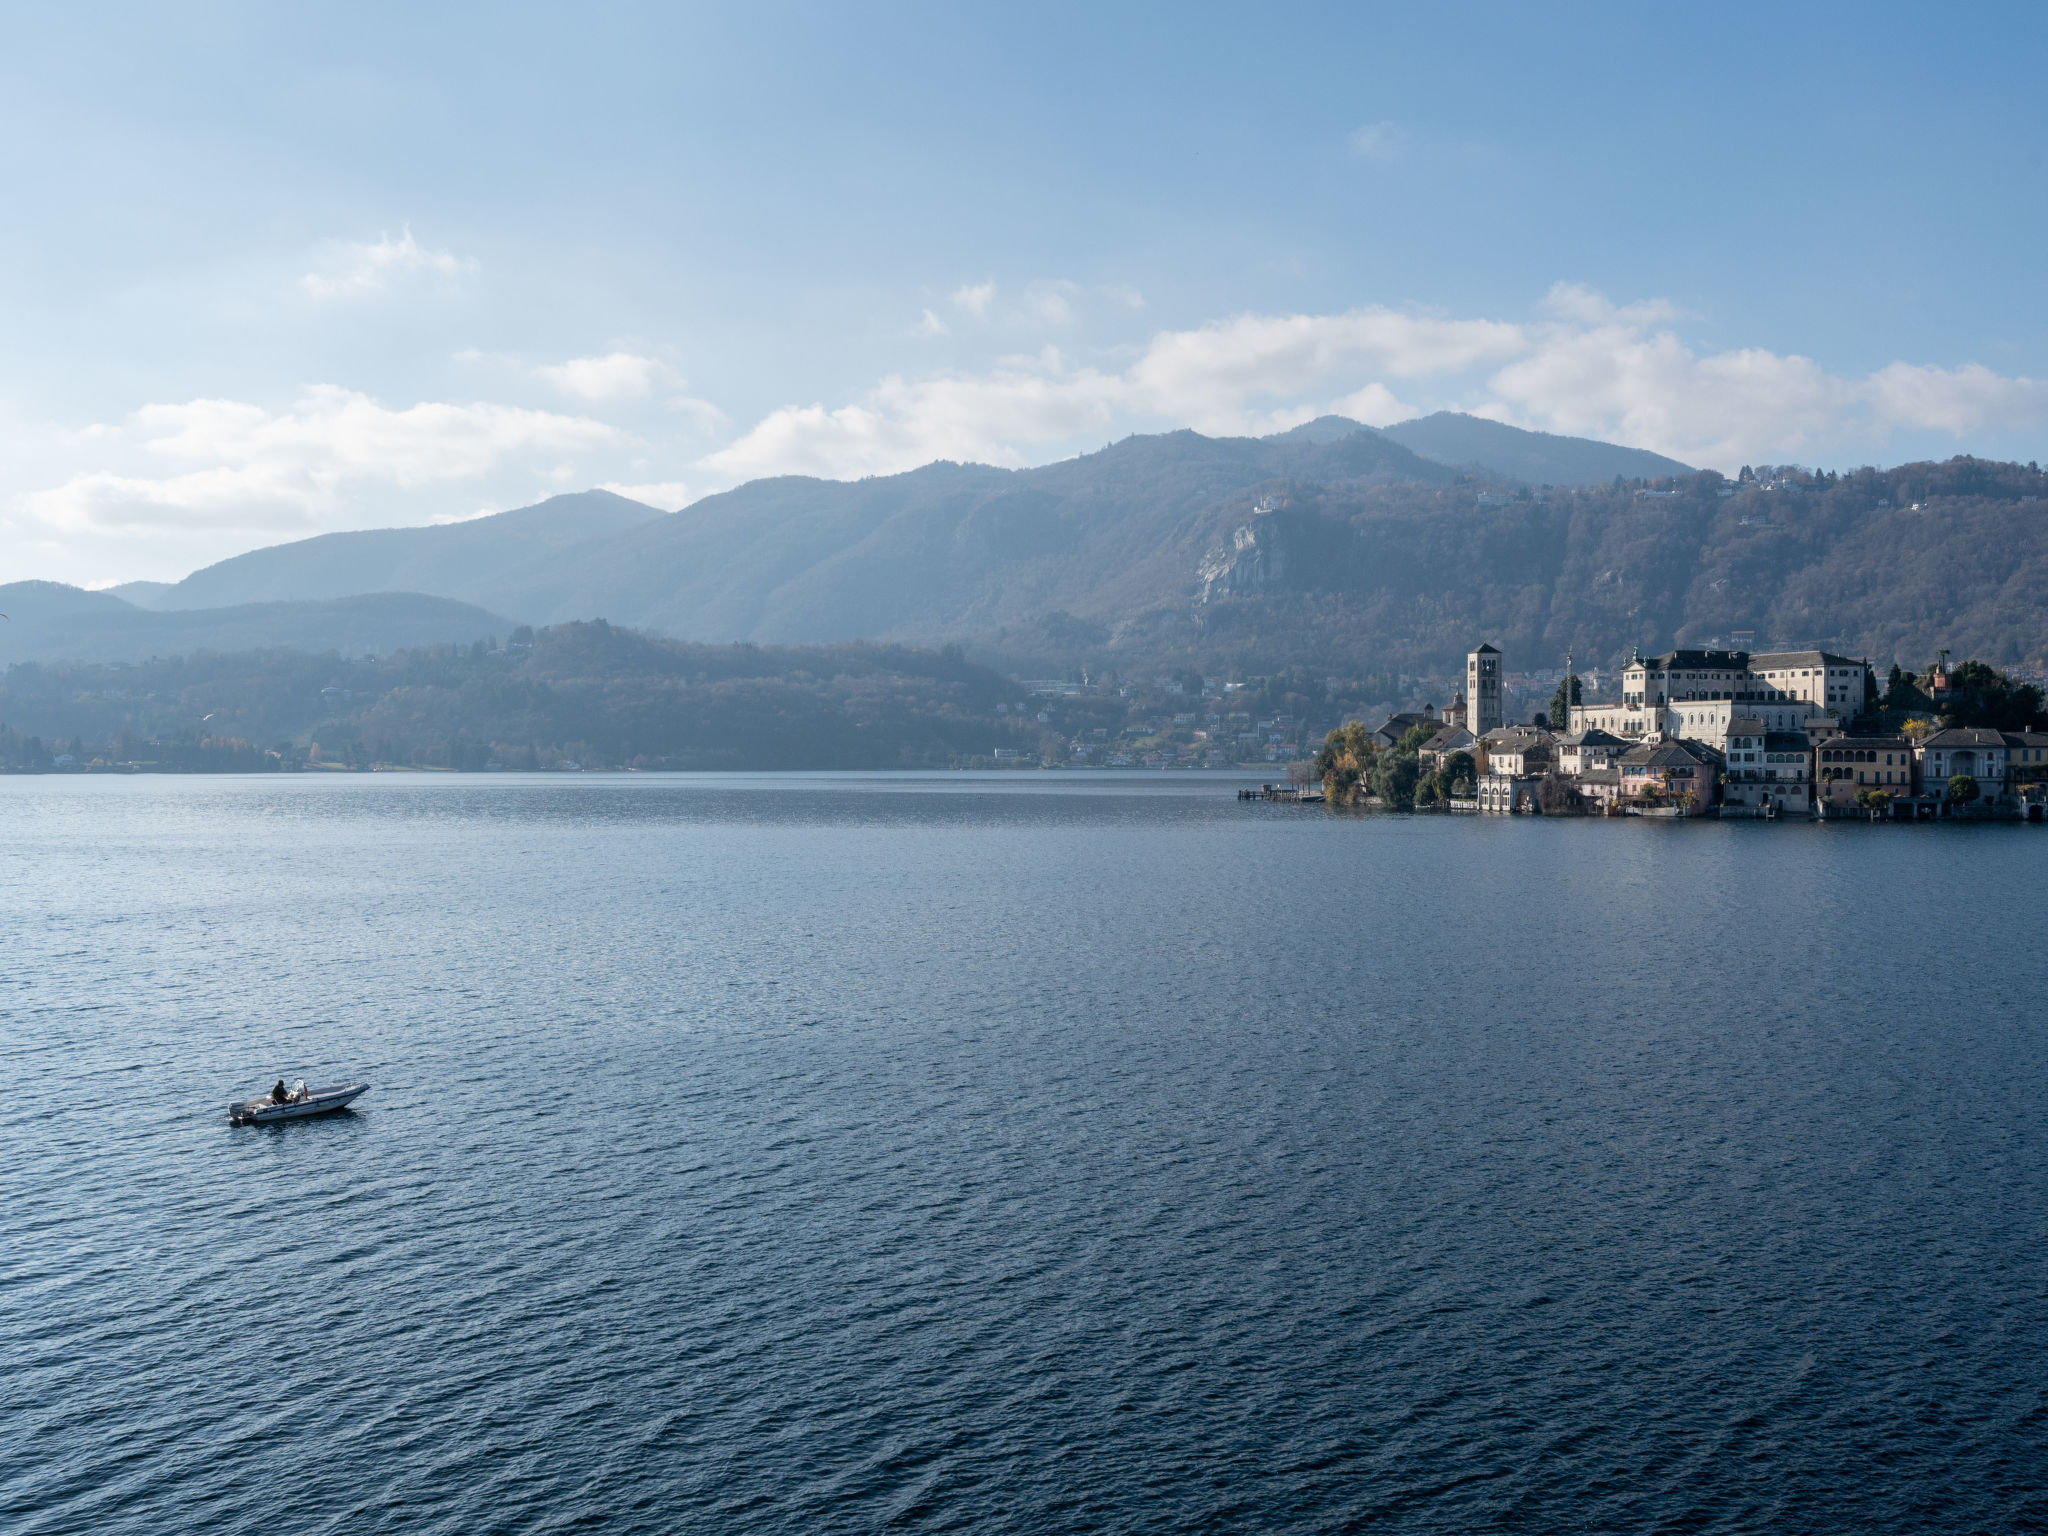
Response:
[228,1083,368,1125]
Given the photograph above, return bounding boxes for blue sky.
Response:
[3,1,2045,585]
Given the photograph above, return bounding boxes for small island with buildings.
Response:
[1313,643,2048,821]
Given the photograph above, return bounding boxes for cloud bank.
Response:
[27,387,620,534]
[703,283,2048,482]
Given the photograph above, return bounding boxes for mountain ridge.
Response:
[13,424,2044,680]
[0,582,510,667]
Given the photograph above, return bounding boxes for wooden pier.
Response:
[1238,783,1325,803]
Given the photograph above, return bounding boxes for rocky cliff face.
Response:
[1197,496,1359,603]
[1198,498,1292,601]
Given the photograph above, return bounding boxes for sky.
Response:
[2,1,2046,587]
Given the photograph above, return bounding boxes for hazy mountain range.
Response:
[7,412,2045,679]
[0,583,509,669]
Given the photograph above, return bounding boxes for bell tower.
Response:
[1467,644,1503,737]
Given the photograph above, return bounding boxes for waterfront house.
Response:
[1817,735,1916,808]
[1915,727,2008,799]
[1475,724,1557,813]
[2003,731,2048,787]
[1617,739,1722,815]
[1575,765,1622,810]
[1476,724,1555,778]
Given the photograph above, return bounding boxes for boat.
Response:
[227,1079,369,1125]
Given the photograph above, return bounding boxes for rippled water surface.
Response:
[4,773,2046,1533]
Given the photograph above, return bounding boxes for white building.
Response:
[1571,648,1846,745]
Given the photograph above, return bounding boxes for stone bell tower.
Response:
[1467,644,1503,738]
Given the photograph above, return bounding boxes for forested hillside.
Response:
[0,625,1023,771]
[1099,454,2048,679]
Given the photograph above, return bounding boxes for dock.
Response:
[1239,783,1325,803]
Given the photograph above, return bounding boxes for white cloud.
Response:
[1348,121,1405,162]
[25,386,621,534]
[701,351,1126,481]
[951,282,996,316]
[915,308,950,337]
[699,286,2048,481]
[599,480,691,509]
[1327,383,1417,427]
[1121,307,1525,432]
[1024,280,1080,327]
[300,227,476,300]
[534,351,677,401]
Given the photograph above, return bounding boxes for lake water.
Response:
[3,773,2045,1533]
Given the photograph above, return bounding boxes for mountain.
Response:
[0,582,509,666]
[1377,412,1694,484]
[34,431,2048,684]
[110,489,665,611]
[489,428,1454,643]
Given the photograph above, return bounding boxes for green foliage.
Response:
[1413,748,1475,807]
[1547,674,1582,734]
[1369,749,1420,809]
[1315,721,1376,806]
[1948,773,1981,803]
[1939,660,2046,732]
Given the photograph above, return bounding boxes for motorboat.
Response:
[227,1079,368,1125]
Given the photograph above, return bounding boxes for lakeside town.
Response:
[1308,644,2048,821]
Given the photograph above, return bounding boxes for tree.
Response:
[1939,660,2045,732]
[1314,721,1375,807]
[1369,749,1420,809]
[1536,770,1582,814]
[1948,773,1980,804]
[1547,673,1582,734]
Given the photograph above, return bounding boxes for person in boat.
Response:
[271,1079,289,1104]
[292,1080,309,1103]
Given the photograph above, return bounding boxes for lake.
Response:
[3,773,2044,1533]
